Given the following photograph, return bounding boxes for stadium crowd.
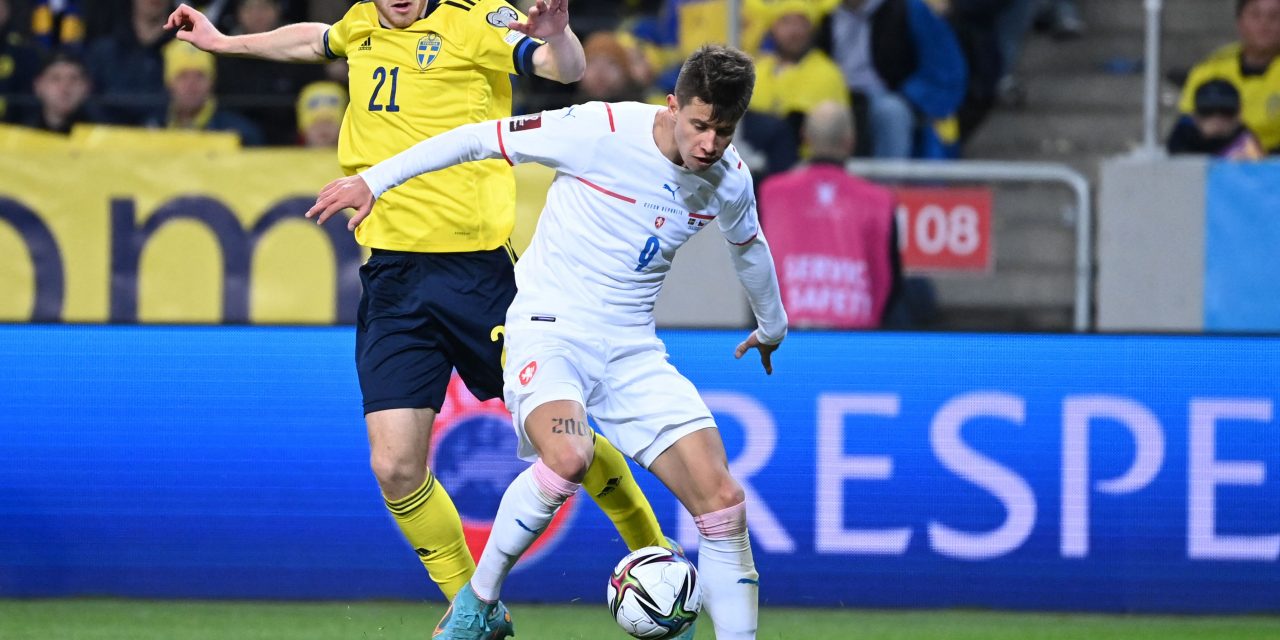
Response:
[1,0,1102,163]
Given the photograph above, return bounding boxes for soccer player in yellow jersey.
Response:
[164,0,670,625]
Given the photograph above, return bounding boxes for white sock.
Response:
[470,460,579,602]
[694,502,758,640]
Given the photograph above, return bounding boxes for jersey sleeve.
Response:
[716,163,761,247]
[468,0,542,76]
[323,11,353,59]
[494,102,611,175]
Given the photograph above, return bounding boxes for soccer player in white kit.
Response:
[310,45,786,640]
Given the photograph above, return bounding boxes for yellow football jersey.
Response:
[749,49,849,118]
[1179,44,1280,153]
[326,0,540,252]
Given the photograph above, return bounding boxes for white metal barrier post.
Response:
[1143,0,1165,154]
[845,160,1094,332]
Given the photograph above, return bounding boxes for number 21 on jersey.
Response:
[368,66,400,112]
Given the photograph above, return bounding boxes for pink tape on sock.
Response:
[694,501,747,539]
[531,459,579,502]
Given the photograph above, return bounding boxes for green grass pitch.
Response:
[2,600,1278,639]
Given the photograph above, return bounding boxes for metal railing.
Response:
[1142,0,1165,154]
[845,159,1094,331]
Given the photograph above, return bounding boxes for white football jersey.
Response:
[495,101,760,328]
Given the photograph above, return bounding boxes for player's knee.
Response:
[369,450,426,497]
[539,443,593,484]
[704,475,746,514]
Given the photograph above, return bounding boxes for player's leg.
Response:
[469,397,594,602]
[591,341,756,640]
[358,250,475,601]
[437,347,596,639]
[647,428,759,640]
[444,248,666,552]
[366,408,474,601]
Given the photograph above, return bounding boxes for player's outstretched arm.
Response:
[165,3,328,62]
[511,0,585,83]
[306,120,508,230]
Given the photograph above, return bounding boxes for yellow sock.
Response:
[582,434,668,551]
[384,471,475,601]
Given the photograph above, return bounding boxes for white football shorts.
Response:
[502,316,715,468]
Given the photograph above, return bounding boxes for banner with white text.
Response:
[1,327,1276,612]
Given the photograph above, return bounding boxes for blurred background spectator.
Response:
[295,78,344,147]
[1167,78,1264,160]
[748,0,848,141]
[0,0,41,122]
[576,31,646,103]
[22,49,98,132]
[84,0,172,124]
[759,101,902,329]
[1178,0,1280,156]
[214,0,323,144]
[30,0,84,52]
[816,0,968,159]
[144,38,263,145]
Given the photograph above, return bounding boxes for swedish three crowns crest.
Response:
[417,33,442,70]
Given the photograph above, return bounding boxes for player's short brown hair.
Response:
[674,45,755,125]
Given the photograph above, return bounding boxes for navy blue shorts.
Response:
[356,247,516,414]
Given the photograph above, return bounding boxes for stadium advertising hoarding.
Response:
[0,150,551,323]
[1204,162,1280,331]
[1,327,1276,613]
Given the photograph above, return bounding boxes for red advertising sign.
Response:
[893,187,993,272]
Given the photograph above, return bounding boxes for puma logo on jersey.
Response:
[358,37,372,51]
[662,183,679,199]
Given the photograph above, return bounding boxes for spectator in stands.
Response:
[575,31,646,103]
[295,79,344,148]
[749,0,849,140]
[84,0,173,124]
[145,39,263,145]
[214,0,322,144]
[644,0,795,92]
[1167,79,1265,160]
[21,50,100,133]
[0,0,42,122]
[1180,0,1280,155]
[817,0,968,159]
[758,101,902,329]
[30,0,86,52]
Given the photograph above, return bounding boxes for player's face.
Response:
[373,0,430,29]
[669,96,738,172]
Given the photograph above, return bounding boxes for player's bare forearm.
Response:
[533,29,585,83]
[213,23,329,62]
[167,4,327,62]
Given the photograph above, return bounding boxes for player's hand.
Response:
[508,0,569,39]
[307,176,375,231]
[734,330,780,375]
[165,3,224,52]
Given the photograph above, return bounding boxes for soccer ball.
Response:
[606,545,701,639]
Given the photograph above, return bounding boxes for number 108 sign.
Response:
[894,187,992,272]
